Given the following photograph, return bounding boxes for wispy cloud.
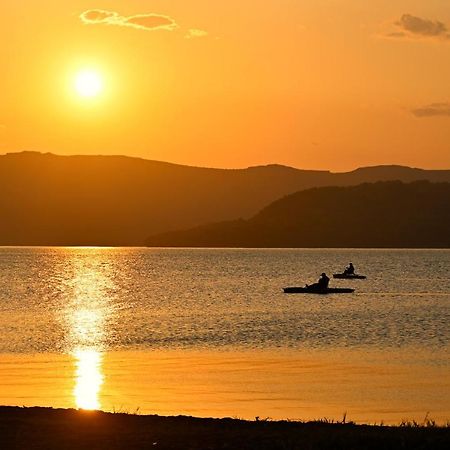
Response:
[386,14,450,41]
[80,9,178,32]
[185,29,208,39]
[412,103,450,118]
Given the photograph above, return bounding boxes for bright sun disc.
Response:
[75,70,103,98]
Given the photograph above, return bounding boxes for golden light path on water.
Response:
[0,248,449,423]
[74,348,103,410]
[63,251,114,410]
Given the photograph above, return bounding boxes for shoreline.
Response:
[1,348,449,425]
[1,406,449,450]
[1,246,450,249]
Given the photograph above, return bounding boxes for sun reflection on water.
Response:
[62,251,116,411]
[74,348,103,410]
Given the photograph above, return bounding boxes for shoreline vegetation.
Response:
[1,407,449,450]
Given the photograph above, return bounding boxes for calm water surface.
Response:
[0,248,449,422]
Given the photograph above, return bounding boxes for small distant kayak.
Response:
[333,274,366,279]
[283,287,355,294]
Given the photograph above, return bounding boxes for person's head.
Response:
[349,262,353,265]
[321,272,326,276]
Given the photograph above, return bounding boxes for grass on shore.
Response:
[1,406,449,450]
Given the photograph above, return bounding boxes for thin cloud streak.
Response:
[80,9,178,32]
[412,103,450,118]
[185,29,209,39]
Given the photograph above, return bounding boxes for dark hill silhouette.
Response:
[1,151,450,245]
[145,181,450,248]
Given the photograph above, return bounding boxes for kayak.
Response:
[283,287,355,294]
[333,274,366,279]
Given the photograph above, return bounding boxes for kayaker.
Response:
[344,262,355,275]
[318,272,330,288]
[306,273,330,289]
[305,272,330,289]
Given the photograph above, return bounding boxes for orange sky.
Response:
[1,0,450,170]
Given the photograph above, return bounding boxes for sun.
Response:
[75,70,103,98]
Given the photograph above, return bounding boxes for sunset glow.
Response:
[1,1,449,169]
[74,70,103,98]
[0,2,450,447]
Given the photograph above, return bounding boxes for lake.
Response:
[0,248,449,423]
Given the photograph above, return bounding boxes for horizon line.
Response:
[2,150,450,173]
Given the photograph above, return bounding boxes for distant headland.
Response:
[146,181,450,248]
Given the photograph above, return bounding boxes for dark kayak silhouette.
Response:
[284,272,354,294]
[283,286,354,294]
[333,273,366,279]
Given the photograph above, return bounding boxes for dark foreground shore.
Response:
[1,407,449,450]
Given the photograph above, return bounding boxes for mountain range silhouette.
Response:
[1,151,449,246]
